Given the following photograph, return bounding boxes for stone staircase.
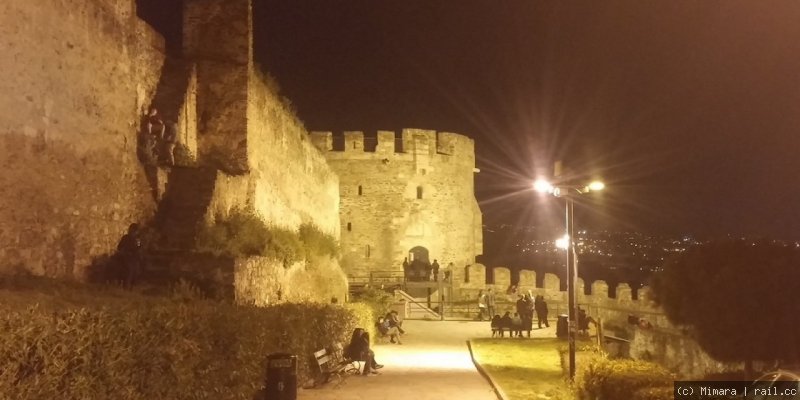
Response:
[141,166,227,296]
[153,166,217,251]
[395,289,441,320]
[134,57,232,296]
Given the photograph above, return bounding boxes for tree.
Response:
[651,240,800,369]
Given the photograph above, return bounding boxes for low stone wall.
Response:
[234,255,348,305]
[630,327,739,378]
[143,252,347,305]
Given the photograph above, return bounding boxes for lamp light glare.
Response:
[588,181,605,191]
[533,179,554,194]
[555,235,570,250]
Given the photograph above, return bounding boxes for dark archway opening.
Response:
[405,246,430,281]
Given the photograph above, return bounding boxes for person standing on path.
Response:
[486,288,496,319]
[431,259,440,281]
[477,290,487,320]
[535,295,550,328]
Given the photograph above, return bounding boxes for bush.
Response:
[0,278,372,399]
[299,223,338,259]
[576,356,673,400]
[632,386,674,400]
[262,226,304,267]
[197,209,274,258]
[351,287,395,320]
[344,302,377,343]
[196,209,337,268]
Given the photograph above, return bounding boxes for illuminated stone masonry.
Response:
[1,0,346,303]
[310,129,483,293]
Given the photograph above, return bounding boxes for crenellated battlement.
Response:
[309,129,474,159]
[457,265,664,323]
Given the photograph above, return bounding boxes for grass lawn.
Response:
[471,338,573,400]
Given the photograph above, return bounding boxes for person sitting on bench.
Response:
[386,311,405,334]
[511,312,524,337]
[499,312,513,338]
[345,328,383,376]
[376,316,402,344]
[490,314,502,337]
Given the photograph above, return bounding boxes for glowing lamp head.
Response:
[533,179,554,194]
[587,181,605,192]
[555,234,570,250]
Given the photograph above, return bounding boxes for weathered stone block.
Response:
[519,269,536,287]
[493,267,510,287]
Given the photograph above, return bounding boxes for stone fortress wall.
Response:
[184,0,340,236]
[309,129,483,290]
[151,0,346,304]
[0,0,165,279]
[0,0,347,302]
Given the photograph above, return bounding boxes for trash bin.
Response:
[556,314,569,338]
[264,353,297,400]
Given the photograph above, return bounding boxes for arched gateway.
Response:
[406,246,430,281]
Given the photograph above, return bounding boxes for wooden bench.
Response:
[331,343,361,374]
[603,334,631,344]
[313,345,359,388]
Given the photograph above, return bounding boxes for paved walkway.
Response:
[297,320,499,400]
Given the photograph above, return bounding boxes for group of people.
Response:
[375,310,405,344]
[486,293,550,337]
[140,107,178,166]
[402,258,452,282]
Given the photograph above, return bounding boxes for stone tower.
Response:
[310,129,483,291]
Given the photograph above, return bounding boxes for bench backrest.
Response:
[332,343,346,358]
[314,348,331,368]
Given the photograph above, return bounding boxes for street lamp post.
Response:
[534,179,604,380]
[564,194,577,380]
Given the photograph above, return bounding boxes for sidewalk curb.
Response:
[467,340,510,400]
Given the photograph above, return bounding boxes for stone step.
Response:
[152,165,217,251]
[139,249,235,300]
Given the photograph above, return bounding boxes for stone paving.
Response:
[297,320,501,400]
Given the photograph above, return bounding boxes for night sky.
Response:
[147,1,800,240]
